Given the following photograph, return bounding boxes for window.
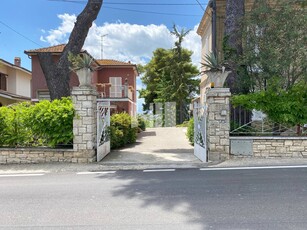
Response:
[109,77,122,98]
[37,91,51,101]
[0,74,7,91]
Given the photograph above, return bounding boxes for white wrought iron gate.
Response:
[193,101,207,162]
[97,101,110,162]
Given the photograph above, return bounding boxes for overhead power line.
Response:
[195,0,205,11]
[48,0,205,6]
[0,20,42,47]
[104,6,201,17]
[48,0,205,17]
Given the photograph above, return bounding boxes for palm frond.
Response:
[201,52,224,72]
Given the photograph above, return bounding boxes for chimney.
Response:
[14,57,21,67]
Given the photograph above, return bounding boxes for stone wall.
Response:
[230,137,307,158]
[0,148,95,164]
[0,86,98,165]
[71,86,97,162]
[253,137,307,158]
[206,88,231,161]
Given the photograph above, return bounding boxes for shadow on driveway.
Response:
[101,127,200,165]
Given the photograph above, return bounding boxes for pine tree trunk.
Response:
[224,0,245,94]
[224,0,244,57]
[37,0,103,100]
[224,0,251,127]
[37,53,71,99]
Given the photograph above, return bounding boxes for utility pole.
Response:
[100,34,108,59]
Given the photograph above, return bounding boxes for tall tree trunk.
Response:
[179,100,184,124]
[171,25,191,124]
[224,0,245,94]
[224,0,250,128]
[38,0,103,100]
[37,53,71,99]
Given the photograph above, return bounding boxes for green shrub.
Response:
[186,117,194,145]
[176,120,189,127]
[27,97,74,147]
[0,103,32,147]
[0,98,74,147]
[0,107,6,144]
[110,113,138,149]
[137,116,146,131]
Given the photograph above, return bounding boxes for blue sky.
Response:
[0,0,208,112]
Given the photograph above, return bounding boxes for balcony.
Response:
[97,84,134,101]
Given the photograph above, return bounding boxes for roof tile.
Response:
[25,44,66,53]
[25,45,136,68]
[96,59,133,66]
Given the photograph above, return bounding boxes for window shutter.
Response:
[110,77,122,97]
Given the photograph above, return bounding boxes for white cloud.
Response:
[40,13,76,45]
[40,14,202,114]
[40,13,201,68]
[182,24,202,69]
[83,22,174,65]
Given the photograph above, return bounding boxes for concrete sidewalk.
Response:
[1,158,307,174]
[1,127,307,173]
[212,158,307,168]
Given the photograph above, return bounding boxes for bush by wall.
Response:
[28,98,74,147]
[110,113,138,149]
[0,102,32,147]
[0,98,74,147]
[176,120,189,127]
[137,116,146,131]
[186,117,194,145]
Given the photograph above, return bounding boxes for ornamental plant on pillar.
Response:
[201,52,230,88]
[68,52,95,87]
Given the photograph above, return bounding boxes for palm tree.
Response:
[170,25,193,124]
[171,25,191,60]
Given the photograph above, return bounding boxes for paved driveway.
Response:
[101,127,201,165]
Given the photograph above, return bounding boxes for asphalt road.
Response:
[1,167,307,230]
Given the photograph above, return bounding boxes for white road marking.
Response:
[143,169,176,172]
[76,171,116,175]
[200,165,307,171]
[0,173,45,177]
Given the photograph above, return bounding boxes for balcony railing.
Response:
[98,85,133,100]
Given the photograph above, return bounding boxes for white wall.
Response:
[0,61,31,97]
[0,63,8,75]
[6,68,17,94]
[16,69,31,97]
[200,22,212,74]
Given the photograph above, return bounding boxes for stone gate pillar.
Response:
[206,88,231,161]
[72,86,97,163]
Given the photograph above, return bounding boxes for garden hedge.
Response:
[0,98,74,147]
[109,113,138,149]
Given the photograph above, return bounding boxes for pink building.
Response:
[25,44,138,116]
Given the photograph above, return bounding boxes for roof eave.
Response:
[0,90,31,101]
[0,59,32,75]
[197,4,212,36]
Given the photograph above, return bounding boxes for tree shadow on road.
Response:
[96,168,307,230]
[96,169,224,230]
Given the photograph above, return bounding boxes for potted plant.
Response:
[68,52,95,87]
[201,52,230,88]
